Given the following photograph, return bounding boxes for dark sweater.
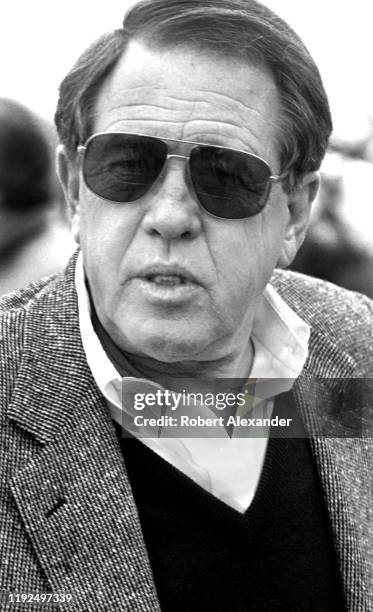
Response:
[119,407,345,612]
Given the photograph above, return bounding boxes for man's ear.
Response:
[56,145,81,244]
[277,171,320,268]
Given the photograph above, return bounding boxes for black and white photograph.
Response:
[0,1,372,610]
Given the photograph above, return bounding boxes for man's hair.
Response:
[55,0,332,190]
[0,98,52,212]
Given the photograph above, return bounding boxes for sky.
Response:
[0,0,372,140]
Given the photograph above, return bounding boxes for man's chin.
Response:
[121,329,211,364]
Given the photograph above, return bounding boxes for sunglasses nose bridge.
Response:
[158,151,192,186]
[167,153,189,160]
[162,152,190,170]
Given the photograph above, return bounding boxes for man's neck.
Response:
[121,343,255,382]
[89,293,254,384]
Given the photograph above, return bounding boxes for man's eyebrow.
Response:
[188,136,262,157]
[180,134,238,147]
[198,137,226,146]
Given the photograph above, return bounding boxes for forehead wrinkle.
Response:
[95,107,271,138]
[96,85,278,125]
[94,116,265,158]
[100,83,276,110]
[169,89,278,125]
[94,99,275,142]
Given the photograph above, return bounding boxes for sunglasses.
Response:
[77,132,287,220]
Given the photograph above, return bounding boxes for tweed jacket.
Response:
[0,254,372,611]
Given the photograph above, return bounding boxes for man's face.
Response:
[67,41,298,364]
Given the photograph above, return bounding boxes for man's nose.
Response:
[141,158,203,240]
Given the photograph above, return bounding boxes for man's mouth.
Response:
[145,274,189,286]
[129,264,202,303]
[136,263,200,287]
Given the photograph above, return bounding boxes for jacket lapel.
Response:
[7,256,160,611]
[293,373,373,611]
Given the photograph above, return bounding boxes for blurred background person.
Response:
[0,98,75,296]
[291,114,373,298]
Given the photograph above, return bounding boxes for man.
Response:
[0,1,372,610]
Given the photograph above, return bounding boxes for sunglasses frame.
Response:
[77,132,288,220]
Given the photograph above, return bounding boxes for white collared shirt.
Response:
[75,252,310,512]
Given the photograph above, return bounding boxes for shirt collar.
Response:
[75,251,310,415]
[251,282,310,379]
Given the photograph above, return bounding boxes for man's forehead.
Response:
[92,40,281,161]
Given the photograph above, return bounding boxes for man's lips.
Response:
[144,274,188,286]
[134,264,201,287]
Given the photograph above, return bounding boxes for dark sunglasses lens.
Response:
[190,146,271,219]
[83,133,167,202]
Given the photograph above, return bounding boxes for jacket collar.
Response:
[293,372,373,610]
[8,251,91,444]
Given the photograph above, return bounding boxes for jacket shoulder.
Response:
[0,274,58,313]
[0,274,60,396]
[271,269,373,373]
